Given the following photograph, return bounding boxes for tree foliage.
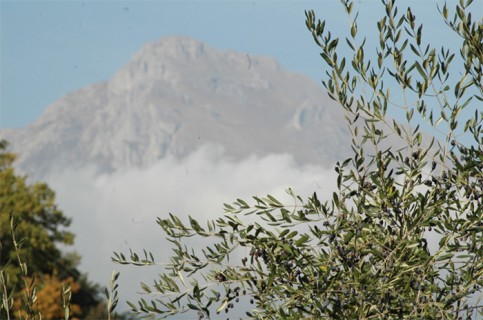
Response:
[0,140,102,318]
[13,273,82,319]
[114,0,482,318]
[0,140,74,281]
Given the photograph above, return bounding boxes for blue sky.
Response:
[1,0,481,128]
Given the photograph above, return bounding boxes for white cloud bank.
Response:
[47,146,337,312]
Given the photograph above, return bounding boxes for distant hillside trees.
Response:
[114,0,482,318]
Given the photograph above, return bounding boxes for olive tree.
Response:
[114,0,482,318]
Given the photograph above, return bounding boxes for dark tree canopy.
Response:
[0,140,74,280]
[0,140,102,318]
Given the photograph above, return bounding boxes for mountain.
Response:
[1,36,350,178]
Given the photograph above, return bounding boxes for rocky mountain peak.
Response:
[109,36,285,95]
[1,36,351,179]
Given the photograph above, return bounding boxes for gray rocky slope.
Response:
[1,36,351,178]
